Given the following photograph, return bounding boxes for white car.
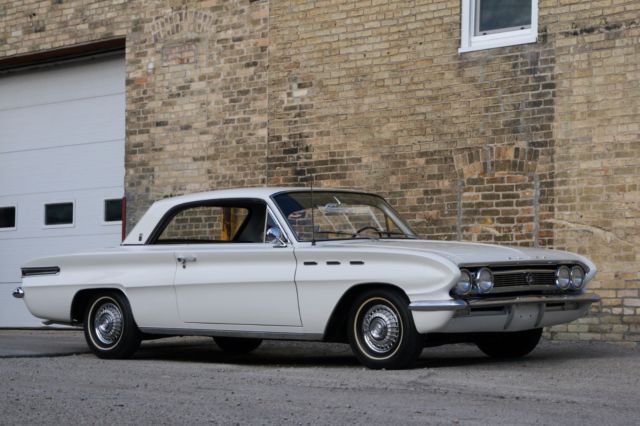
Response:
[14,188,600,369]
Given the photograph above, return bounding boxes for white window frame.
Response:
[0,204,17,232]
[459,0,538,53]
[102,198,123,226]
[43,201,75,229]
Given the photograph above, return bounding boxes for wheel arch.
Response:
[323,283,409,343]
[70,287,130,325]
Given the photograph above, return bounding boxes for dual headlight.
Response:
[556,265,585,291]
[454,267,494,296]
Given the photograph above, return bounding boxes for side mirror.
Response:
[266,227,287,247]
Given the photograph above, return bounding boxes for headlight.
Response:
[570,266,585,290]
[476,268,494,293]
[454,269,473,295]
[556,266,571,290]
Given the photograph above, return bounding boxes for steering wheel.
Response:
[354,226,383,238]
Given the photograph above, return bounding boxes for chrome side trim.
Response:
[12,287,24,299]
[139,327,324,341]
[21,266,60,277]
[409,293,601,312]
[408,300,468,311]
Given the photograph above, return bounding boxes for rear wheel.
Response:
[214,337,262,354]
[476,328,542,358]
[83,292,141,359]
[347,289,422,369]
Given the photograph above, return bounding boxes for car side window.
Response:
[154,201,273,244]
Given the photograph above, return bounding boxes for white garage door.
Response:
[0,55,125,327]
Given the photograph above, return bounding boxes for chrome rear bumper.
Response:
[409,293,601,312]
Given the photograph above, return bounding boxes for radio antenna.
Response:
[310,176,316,246]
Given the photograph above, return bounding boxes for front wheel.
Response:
[347,289,423,369]
[476,328,542,359]
[84,292,141,359]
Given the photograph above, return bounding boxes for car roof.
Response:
[149,186,372,206]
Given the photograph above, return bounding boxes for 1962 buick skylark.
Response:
[15,188,600,369]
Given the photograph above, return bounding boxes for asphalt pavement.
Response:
[0,330,639,425]
[0,329,88,357]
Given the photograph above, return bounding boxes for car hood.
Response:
[325,239,593,269]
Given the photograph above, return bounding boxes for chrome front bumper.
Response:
[409,293,601,312]
[12,287,24,299]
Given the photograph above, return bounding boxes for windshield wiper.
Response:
[313,230,416,240]
[381,231,417,239]
[314,230,358,238]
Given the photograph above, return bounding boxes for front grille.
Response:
[493,271,556,288]
[454,263,587,298]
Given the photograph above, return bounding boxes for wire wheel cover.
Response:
[361,304,401,354]
[93,302,123,346]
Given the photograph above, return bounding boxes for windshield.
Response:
[272,191,417,242]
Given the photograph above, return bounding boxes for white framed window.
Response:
[44,202,75,228]
[0,205,17,231]
[103,198,123,224]
[459,0,538,53]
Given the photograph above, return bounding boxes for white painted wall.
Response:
[0,55,125,327]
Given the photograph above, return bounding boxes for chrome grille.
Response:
[493,270,557,288]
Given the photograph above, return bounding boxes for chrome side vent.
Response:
[21,266,60,277]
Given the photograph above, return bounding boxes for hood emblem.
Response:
[525,272,535,285]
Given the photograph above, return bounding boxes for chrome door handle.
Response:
[176,255,197,268]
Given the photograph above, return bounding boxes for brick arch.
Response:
[151,10,217,42]
[453,143,539,179]
[451,143,541,246]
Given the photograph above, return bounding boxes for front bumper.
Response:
[409,293,601,312]
[409,293,601,334]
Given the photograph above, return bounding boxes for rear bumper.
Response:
[409,293,601,312]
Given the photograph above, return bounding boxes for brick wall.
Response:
[125,1,270,223]
[1,0,639,343]
[545,1,640,342]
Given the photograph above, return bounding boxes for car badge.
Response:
[525,272,535,285]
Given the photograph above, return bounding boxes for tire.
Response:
[214,337,262,354]
[347,289,423,369]
[476,328,543,359]
[83,292,141,359]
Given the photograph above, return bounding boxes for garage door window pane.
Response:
[0,206,16,229]
[104,199,122,222]
[45,203,73,226]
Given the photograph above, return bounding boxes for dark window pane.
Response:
[45,203,73,225]
[104,199,123,222]
[477,0,531,34]
[0,206,16,228]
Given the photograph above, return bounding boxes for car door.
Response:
[157,200,301,326]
